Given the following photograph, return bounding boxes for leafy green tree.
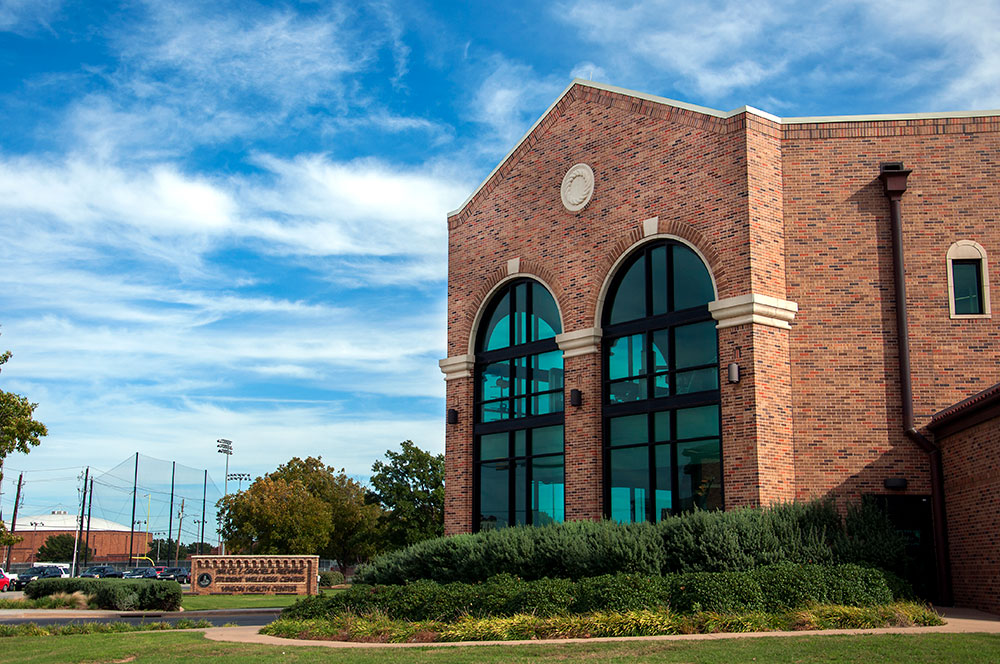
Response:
[369,441,445,550]
[37,534,91,562]
[218,476,332,555]
[0,346,48,547]
[270,457,382,574]
[185,541,214,555]
[147,537,188,562]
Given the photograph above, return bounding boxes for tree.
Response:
[270,457,382,574]
[185,542,214,555]
[218,476,332,556]
[37,534,91,562]
[0,346,48,547]
[147,538,187,562]
[369,441,445,550]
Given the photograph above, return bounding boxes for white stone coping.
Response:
[708,293,799,330]
[438,354,475,381]
[556,327,602,358]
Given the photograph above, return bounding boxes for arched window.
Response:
[474,279,565,530]
[602,241,722,522]
[947,240,991,318]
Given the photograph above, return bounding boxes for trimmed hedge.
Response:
[319,571,345,586]
[24,578,182,611]
[355,500,906,585]
[284,563,894,622]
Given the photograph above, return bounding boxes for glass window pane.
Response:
[479,433,508,460]
[514,429,526,457]
[533,351,564,394]
[653,373,671,397]
[608,334,645,380]
[654,444,673,521]
[514,282,529,345]
[512,397,527,419]
[675,321,718,369]
[653,411,671,442]
[514,460,527,525]
[609,254,646,324]
[672,244,714,311]
[609,447,649,523]
[608,378,647,404]
[676,405,720,439]
[512,357,529,396]
[532,393,563,415]
[531,283,562,340]
[953,260,983,315]
[650,245,667,316]
[480,292,510,351]
[677,439,722,512]
[651,330,669,371]
[480,361,509,402]
[480,401,507,422]
[609,414,647,447]
[532,455,564,525]
[675,368,718,394]
[479,461,509,530]
[532,425,564,455]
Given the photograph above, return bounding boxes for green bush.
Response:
[284,563,895,622]
[25,578,181,611]
[356,501,906,585]
[319,571,345,586]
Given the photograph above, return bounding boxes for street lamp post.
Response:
[30,521,44,563]
[217,438,233,555]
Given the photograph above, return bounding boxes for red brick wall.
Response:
[940,415,1000,614]
[444,81,1000,534]
[5,529,149,565]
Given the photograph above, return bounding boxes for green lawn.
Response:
[180,594,307,611]
[2,631,999,663]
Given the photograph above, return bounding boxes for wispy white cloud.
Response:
[0,0,60,35]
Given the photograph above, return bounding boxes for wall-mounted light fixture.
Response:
[884,477,908,491]
[570,389,582,407]
[728,363,740,384]
[447,408,458,425]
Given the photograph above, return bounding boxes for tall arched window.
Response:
[602,241,722,522]
[474,279,565,531]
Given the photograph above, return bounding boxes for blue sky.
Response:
[1,0,998,536]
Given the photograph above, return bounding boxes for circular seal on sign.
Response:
[197,572,213,588]
[560,163,594,212]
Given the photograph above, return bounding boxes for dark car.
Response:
[80,565,122,579]
[134,567,161,579]
[159,567,190,584]
[15,565,64,590]
[122,567,146,579]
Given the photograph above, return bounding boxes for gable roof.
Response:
[448,79,1000,223]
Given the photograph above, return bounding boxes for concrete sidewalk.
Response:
[199,606,1000,649]
[0,607,280,620]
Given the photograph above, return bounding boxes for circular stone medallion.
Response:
[560,163,595,212]
[197,572,213,588]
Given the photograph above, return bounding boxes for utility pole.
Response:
[167,462,175,563]
[128,452,138,564]
[71,467,89,576]
[200,470,207,555]
[84,479,94,567]
[174,499,185,567]
[4,473,23,569]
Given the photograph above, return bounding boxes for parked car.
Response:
[133,567,161,579]
[122,567,145,579]
[0,568,17,586]
[80,565,123,578]
[0,571,11,592]
[15,565,66,590]
[160,567,190,584]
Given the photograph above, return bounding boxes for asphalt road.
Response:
[0,609,282,628]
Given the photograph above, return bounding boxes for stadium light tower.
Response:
[217,438,233,555]
[228,472,251,492]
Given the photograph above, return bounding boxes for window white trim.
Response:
[946,240,991,319]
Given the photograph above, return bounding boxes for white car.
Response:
[0,568,18,583]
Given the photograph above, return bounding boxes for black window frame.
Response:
[473,278,565,532]
[951,258,985,316]
[601,240,723,521]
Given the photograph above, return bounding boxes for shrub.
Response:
[355,500,906,585]
[26,578,181,611]
[284,563,895,622]
[319,571,345,586]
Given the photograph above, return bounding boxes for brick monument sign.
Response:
[189,555,318,595]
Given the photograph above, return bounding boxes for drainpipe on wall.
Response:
[878,162,953,606]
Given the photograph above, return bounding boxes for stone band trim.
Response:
[708,293,799,330]
[439,354,475,381]
[556,328,602,358]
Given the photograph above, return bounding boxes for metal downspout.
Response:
[878,163,953,605]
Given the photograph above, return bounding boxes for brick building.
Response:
[4,510,148,566]
[439,80,999,611]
